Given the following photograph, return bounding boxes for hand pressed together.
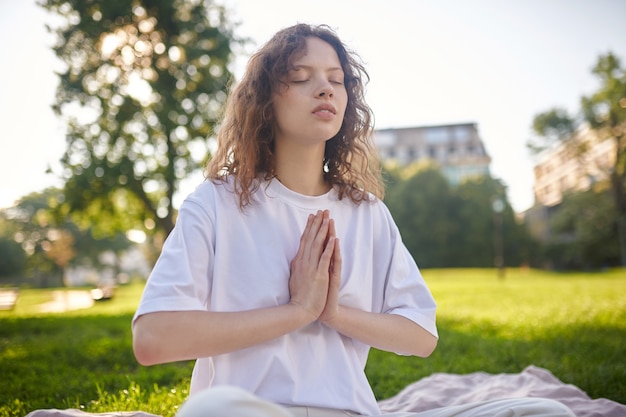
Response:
[288,210,342,323]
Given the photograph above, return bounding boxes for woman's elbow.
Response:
[416,335,438,358]
[133,337,155,366]
[406,325,438,358]
[132,316,161,366]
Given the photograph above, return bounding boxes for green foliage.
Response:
[2,270,624,417]
[528,107,576,153]
[452,178,506,266]
[0,188,132,286]
[581,53,626,134]
[543,188,620,269]
[384,164,535,268]
[528,52,626,266]
[0,237,26,279]
[40,0,242,236]
[1,189,68,285]
[581,52,626,265]
[385,164,453,267]
[1,189,146,288]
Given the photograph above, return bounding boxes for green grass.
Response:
[1,269,625,417]
[0,282,194,417]
[366,268,626,401]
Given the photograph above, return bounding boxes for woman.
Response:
[132,23,574,417]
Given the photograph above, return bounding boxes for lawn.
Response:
[1,268,624,417]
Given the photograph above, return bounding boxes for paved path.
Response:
[38,290,94,313]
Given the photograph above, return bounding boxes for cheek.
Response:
[271,95,288,119]
[273,90,296,111]
[338,93,349,118]
[337,87,349,105]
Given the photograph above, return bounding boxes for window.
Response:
[453,126,472,141]
[374,131,395,147]
[425,127,448,144]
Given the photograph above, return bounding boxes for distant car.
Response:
[90,286,115,301]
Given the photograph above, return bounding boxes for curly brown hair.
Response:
[205,23,384,208]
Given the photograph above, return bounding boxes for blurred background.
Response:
[0,0,625,288]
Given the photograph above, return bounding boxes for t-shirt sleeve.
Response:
[132,189,215,327]
[378,203,438,341]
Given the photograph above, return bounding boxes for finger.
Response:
[326,217,336,246]
[318,235,335,271]
[330,238,342,282]
[310,211,331,261]
[303,210,324,246]
[321,238,341,323]
[300,210,326,254]
[316,210,330,239]
[306,211,324,239]
[294,213,315,261]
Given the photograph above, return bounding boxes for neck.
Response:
[274,143,329,196]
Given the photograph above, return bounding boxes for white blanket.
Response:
[25,366,626,417]
[378,365,626,417]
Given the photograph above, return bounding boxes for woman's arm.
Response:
[133,304,311,365]
[321,307,438,357]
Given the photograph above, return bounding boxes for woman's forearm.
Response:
[133,303,312,365]
[323,306,437,357]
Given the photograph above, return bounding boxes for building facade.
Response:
[373,123,491,185]
[525,125,616,243]
[532,125,615,207]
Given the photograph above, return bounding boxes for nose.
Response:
[317,80,334,98]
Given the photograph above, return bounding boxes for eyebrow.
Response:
[291,65,344,73]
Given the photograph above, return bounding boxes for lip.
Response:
[312,104,337,115]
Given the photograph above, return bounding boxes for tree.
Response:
[40,0,240,238]
[384,162,534,269]
[529,52,626,265]
[528,108,576,153]
[385,163,453,268]
[1,188,133,287]
[545,188,619,269]
[581,53,626,265]
[0,237,27,280]
[4,189,72,287]
[453,177,519,269]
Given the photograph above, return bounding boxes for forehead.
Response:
[290,37,343,69]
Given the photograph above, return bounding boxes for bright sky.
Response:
[1,0,625,212]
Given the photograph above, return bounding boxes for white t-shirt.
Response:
[133,177,437,416]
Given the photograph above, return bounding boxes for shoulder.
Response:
[180,178,240,217]
[360,195,401,239]
[335,191,399,237]
[187,177,240,201]
[355,192,395,222]
[183,180,216,209]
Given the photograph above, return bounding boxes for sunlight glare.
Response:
[100,33,121,59]
[126,229,146,243]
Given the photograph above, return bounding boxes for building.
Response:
[373,122,491,185]
[525,125,616,242]
[532,125,615,207]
